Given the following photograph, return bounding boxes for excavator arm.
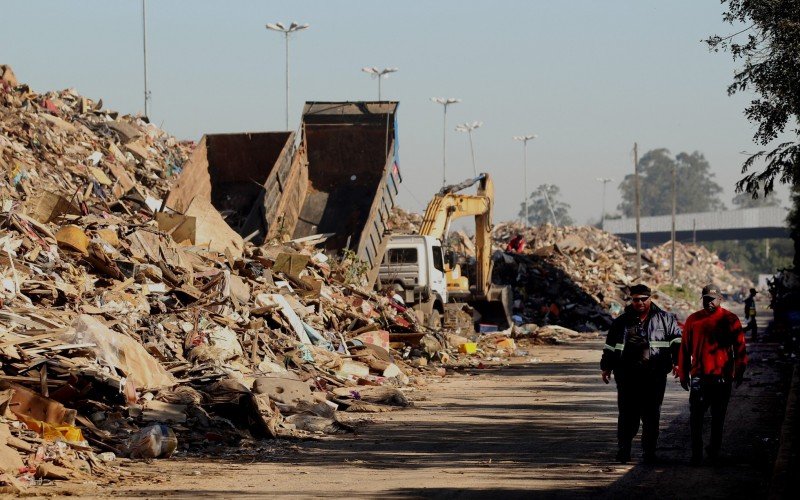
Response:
[418,174,494,298]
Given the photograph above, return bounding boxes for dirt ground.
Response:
[24,305,792,499]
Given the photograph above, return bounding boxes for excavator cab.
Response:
[418,173,513,330]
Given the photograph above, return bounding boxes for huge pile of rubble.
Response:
[493,222,752,329]
[0,67,439,492]
[388,207,423,235]
[386,204,751,331]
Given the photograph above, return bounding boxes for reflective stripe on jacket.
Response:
[601,302,682,374]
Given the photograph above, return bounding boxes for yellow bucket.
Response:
[459,342,477,354]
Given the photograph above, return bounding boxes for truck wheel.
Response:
[427,310,442,330]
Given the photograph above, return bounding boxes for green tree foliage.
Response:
[707,238,794,282]
[788,187,800,265]
[707,0,800,195]
[617,149,726,217]
[731,190,781,209]
[518,184,575,226]
[708,0,800,266]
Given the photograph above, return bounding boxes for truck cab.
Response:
[379,235,447,326]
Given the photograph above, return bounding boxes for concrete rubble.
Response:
[385,211,751,332]
[0,67,756,492]
[0,70,436,492]
[493,221,752,330]
[388,207,423,235]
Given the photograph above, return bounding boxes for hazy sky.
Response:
[2,1,790,224]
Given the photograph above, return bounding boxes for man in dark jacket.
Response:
[679,284,748,464]
[601,284,682,464]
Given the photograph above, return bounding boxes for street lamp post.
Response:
[431,97,461,186]
[455,121,482,177]
[513,134,537,225]
[266,21,309,130]
[141,0,150,118]
[596,177,614,229]
[671,162,677,282]
[361,67,398,100]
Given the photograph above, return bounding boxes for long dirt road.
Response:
[78,322,791,500]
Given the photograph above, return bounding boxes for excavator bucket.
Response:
[468,284,513,331]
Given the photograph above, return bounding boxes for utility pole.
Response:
[670,161,676,282]
[634,142,642,278]
[141,0,150,118]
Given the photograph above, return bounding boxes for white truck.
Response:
[378,173,512,330]
[379,235,447,328]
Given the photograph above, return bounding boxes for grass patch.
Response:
[657,284,695,302]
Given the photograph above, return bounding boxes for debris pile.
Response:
[0,68,427,490]
[388,207,422,235]
[493,222,752,328]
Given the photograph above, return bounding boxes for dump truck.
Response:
[166,102,401,278]
[379,173,513,330]
[289,102,401,284]
[165,131,302,246]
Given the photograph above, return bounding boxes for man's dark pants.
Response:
[747,318,758,342]
[615,368,667,458]
[689,378,732,459]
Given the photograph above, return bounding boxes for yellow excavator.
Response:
[379,173,512,330]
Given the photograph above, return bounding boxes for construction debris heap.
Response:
[0,68,429,492]
[0,66,754,492]
[493,222,752,330]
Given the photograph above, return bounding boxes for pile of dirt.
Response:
[493,222,752,327]
[388,207,423,235]
[386,203,751,330]
[0,67,432,492]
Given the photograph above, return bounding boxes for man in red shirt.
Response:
[679,284,748,465]
[505,234,526,253]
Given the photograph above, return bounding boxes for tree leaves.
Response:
[518,184,575,226]
[616,149,726,217]
[707,0,800,196]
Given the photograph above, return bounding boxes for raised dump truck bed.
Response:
[290,102,401,282]
[166,132,297,245]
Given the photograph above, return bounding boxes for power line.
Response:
[402,183,426,211]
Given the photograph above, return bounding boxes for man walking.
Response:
[743,288,758,342]
[679,284,748,465]
[601,284,682,464]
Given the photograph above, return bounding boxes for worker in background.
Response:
[601,284,682,464]
[505,233,526,253]
[743,288,758,342]
[679,284,748,465]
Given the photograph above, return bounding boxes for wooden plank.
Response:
[0,375,65,386]
[0,331,62,349]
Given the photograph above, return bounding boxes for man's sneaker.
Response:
[616,449,631,464]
